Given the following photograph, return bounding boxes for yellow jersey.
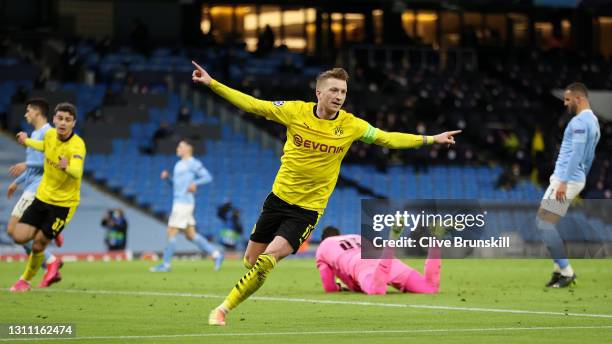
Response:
[209,80,431,213]
[25,128,86,207]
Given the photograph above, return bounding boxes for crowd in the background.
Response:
[1,36,610,198]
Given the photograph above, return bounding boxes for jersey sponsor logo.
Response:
[46,157,63,170]
[272,101,285,106]
[333,126,344,136]
[73,154,83,160]
[293,134,345,154]
[574,129,585,134]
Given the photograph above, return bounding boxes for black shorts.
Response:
[20,198,70,240]
[250,193,319,253]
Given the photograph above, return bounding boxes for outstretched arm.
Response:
[317,261,342,293]
[191,61,292,125]
[361,125,461,149]
[17,132,44,151]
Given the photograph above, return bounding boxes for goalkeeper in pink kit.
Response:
[316,226,441,294]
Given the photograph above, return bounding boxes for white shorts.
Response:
[11,191,36,218]
[540,176,585,217]
[168,203,196,229]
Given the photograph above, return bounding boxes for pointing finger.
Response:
[191,60,204,72]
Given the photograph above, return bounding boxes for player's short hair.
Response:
[566,82,588,98]
[321,226,341,241]
[55,102,77,120]
[179,139,193,148]
[25,98,49,118]
[316,68,349,89]
[179,139,196,154]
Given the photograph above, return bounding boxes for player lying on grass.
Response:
[191,61,459,325]
[316,226,440,295]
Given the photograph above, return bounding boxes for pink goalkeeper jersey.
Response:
[315,234,366,292]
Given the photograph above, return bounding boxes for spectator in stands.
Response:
[531,126,545,179]
[85,107,104,123]
[257,25,275,55]
[217,202,244,250]
[101,209,128,251]
[151,122,174,154]
[11,85,28,104]
[103,86,126,106]
[177,106,192,125]
[60,45,82,82]
[129,19,150,55]
[496,163,521,190]
[124,74,148,94]
[34,67,50,90]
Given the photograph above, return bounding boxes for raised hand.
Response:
[433,130,462,145]
[191,60,212,86]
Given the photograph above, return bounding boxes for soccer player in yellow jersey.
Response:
[9,103,86,292]
[191,61,460,325]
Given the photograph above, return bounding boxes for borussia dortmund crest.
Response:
[333,126,344,136]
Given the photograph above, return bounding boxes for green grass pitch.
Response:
[1,258,611,343]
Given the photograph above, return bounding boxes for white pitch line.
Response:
[1,326,612,342]
[30,288,612,319]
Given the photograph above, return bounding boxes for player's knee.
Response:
[31,240,46,253]
[537,209,560,224]
[9,226,28,244]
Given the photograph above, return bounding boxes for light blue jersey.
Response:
[553,109,600,182]
[14,123,52,193]
[169,157,212,205]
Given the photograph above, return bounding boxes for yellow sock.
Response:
[243,256,253,270]
[221,254,277,311]
[21,251,45,281]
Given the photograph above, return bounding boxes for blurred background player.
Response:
[191,62,459,326]
[9,102,86,292]
[536,82,600,288]
[316,226,441,295]
[150,140,224,272]
[5,98,63,289]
